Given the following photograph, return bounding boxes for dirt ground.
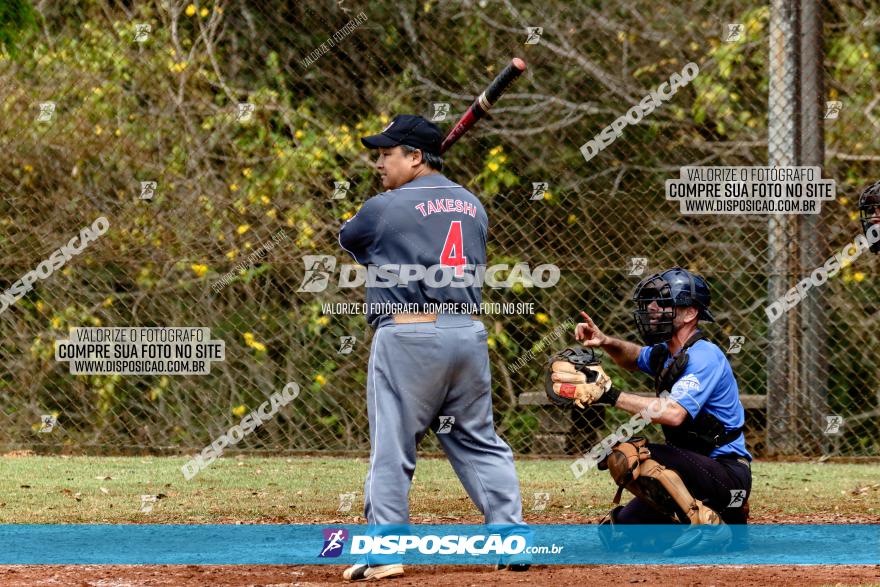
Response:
[2,564,879,586]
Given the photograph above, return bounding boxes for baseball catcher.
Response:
[859,181,880,254]
[557,267,751,554]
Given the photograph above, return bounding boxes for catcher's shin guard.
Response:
[605,440,722,526]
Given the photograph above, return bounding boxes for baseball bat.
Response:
[439,57,526,154]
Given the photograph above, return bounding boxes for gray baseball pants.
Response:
[362,314,524,526]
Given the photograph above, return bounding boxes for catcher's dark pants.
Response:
[616,443,752,525]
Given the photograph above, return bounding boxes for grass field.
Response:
[2,454,879,524]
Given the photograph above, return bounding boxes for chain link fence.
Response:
[1,0,877,457]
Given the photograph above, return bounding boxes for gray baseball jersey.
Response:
[339,173,488,326]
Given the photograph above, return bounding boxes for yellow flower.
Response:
[23,164,33,173]
[260,195,270,205]
[848,211,859,220]
[35,300,45,313]
[265,209,278,219]
[543,191,554,201]
[340,124,349,132]
[237,224,250,235]
[243,332,255,344]
[839,197,849,205]
[250,341,266,352]
[214,6,223,14]
[199,7,209,17]
[232,404,247,417]
[489,146,503,156]
[114,128,121,137]
[854,271,865,282]
[317,316,330,326]
[102,297,113,307]
[499,155,508,163]
[535,313,550,324]
[242,168,252,178]
[51,316,62,329]
[185,4,196,16]
[94,125,103,136]
[229,183,239,192]
[226,248,238,259]
[487,162,500,172]
[315,374,327,386]
[380,113,389,124]
[341,211,353,220]
[567,214,577,225]
[190,263,208,277]
[295,130,304,139]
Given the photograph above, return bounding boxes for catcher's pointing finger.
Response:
[576,310,607,347]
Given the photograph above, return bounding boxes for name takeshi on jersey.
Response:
[414,198,478,218]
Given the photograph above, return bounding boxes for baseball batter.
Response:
[549,267,751,553]
[338,114,527,581]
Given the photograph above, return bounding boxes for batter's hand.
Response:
[575,311,608,348]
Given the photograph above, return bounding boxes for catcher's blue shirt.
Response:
[338,173,487,327]
[637,338,752,460]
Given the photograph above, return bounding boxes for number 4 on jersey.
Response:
[440,221,467,277]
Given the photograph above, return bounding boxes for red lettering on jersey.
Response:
[426,200,437,214]
[414,203,427,217]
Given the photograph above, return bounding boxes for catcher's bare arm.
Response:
[576,311,641,371]
[614,392,688,426]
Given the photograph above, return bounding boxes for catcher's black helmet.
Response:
[859,181,880,253]
[632,267,714,345]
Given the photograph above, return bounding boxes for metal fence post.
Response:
[798,0,827,454]
[766,0,800,454]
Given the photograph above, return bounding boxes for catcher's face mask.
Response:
[632,274,676,345]
[859,182,880,252]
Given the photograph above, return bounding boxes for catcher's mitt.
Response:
[545,347,617,408]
